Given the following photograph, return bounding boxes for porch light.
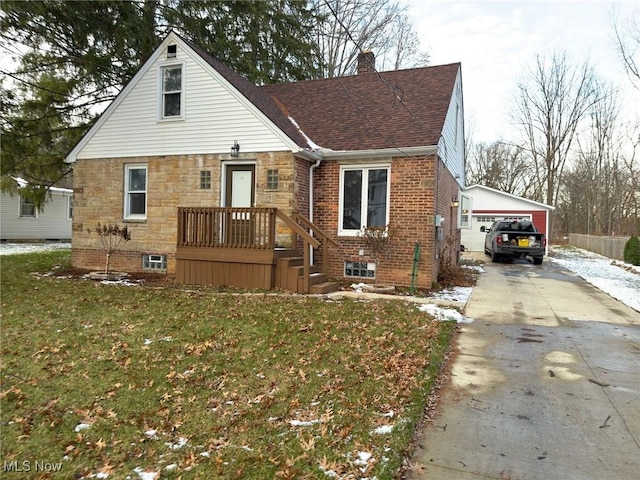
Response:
[230,140,240,157]
[451,195,459,208]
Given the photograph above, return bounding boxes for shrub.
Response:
[623,236,640,266]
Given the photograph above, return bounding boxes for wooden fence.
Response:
[568,234,630,260]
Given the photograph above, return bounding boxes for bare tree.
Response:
[466,141,532,196]
[512,52,600,220]
[612,9,640,90]
[384,13,430,71]
[312,0,428,78]
[555,82,640,237]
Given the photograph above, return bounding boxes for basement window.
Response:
[142,254,167,271]
[344,261,376,278]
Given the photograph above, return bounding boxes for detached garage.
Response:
[461,185,554,254]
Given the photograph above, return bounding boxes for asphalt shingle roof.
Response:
[189,38,459,152]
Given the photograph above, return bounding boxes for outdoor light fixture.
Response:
[451,195,459,208]
[230,140,240,157]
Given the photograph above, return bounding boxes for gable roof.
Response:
[66,30,460,161]
[187,38,460,152]
[261,63,460,151]
[464,184,555,211]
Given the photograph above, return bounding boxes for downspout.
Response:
[309,156,322,265]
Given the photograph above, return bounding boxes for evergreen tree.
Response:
[0,0,319,205]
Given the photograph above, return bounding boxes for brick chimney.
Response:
[357,50,375,74]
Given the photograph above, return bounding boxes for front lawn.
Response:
[1,251,456,479]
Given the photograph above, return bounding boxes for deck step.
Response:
[309,281,340,294]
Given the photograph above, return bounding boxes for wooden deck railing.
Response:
[177,207,276,249]
[292,212,339,275]
[177,207,334,293]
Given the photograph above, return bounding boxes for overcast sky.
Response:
[405,0,640,144]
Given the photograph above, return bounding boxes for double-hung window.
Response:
[124,164,147,220]
[19,196,36,217]
[339,165,390,235]
[161,65,183,119]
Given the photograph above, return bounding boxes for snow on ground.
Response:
[549,246,640,312]
[0,242,71,255]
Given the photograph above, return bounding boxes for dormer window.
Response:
[167,44,176,58]
[161,65,183,119]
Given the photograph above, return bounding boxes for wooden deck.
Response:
[175,207,338,293]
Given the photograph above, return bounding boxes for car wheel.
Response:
[491,251,500,263]
[533,257,543,265]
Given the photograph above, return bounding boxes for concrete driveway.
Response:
[406,255,640,480]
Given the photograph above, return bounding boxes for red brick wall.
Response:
[312,155,461,288]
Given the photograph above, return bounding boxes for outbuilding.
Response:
[461,185,554,254]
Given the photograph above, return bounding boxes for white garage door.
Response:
[462,214,531,252]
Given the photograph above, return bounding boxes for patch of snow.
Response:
[199,452,210,458]
[351,282,367,293]
[0,242,71,255]
[87,473,109,479]
[550,247,640,312]
[144,429,158,437]
[133,467,159,480]
[100,279,139,287]
[289,419,319,427]
[431,286,472,302]
[143,339,153,346]
[164,464,177,471]
[165,437,188,450]
[418,304,473,323]
[372,424,394,435]
[354,451,373,466]
[462,264,486,273]
[319,465,338,478]
[74,423,91,432]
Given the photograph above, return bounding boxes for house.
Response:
[65,31,466,292]
[461,184,554,254]
[0,178,73,242]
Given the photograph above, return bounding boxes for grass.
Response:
[1,250,457,479]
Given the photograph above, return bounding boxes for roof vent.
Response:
[167,44,177,58]
[357,50,375,74]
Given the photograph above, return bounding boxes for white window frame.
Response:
[19,195,37,218]
[124,164,147,220]
[458,193,472,229]
[158,62,185,121]
[338,164,391,236]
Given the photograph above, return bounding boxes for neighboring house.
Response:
[461,184,554,254]
[65,31,467,291]
[0,178,73,242]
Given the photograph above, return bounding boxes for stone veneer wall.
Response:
[71,152,298,274]
[312,155,461,288]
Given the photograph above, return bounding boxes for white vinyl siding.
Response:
[439,68,465,187]
[75,37,294,160]
[1,192,72,240]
